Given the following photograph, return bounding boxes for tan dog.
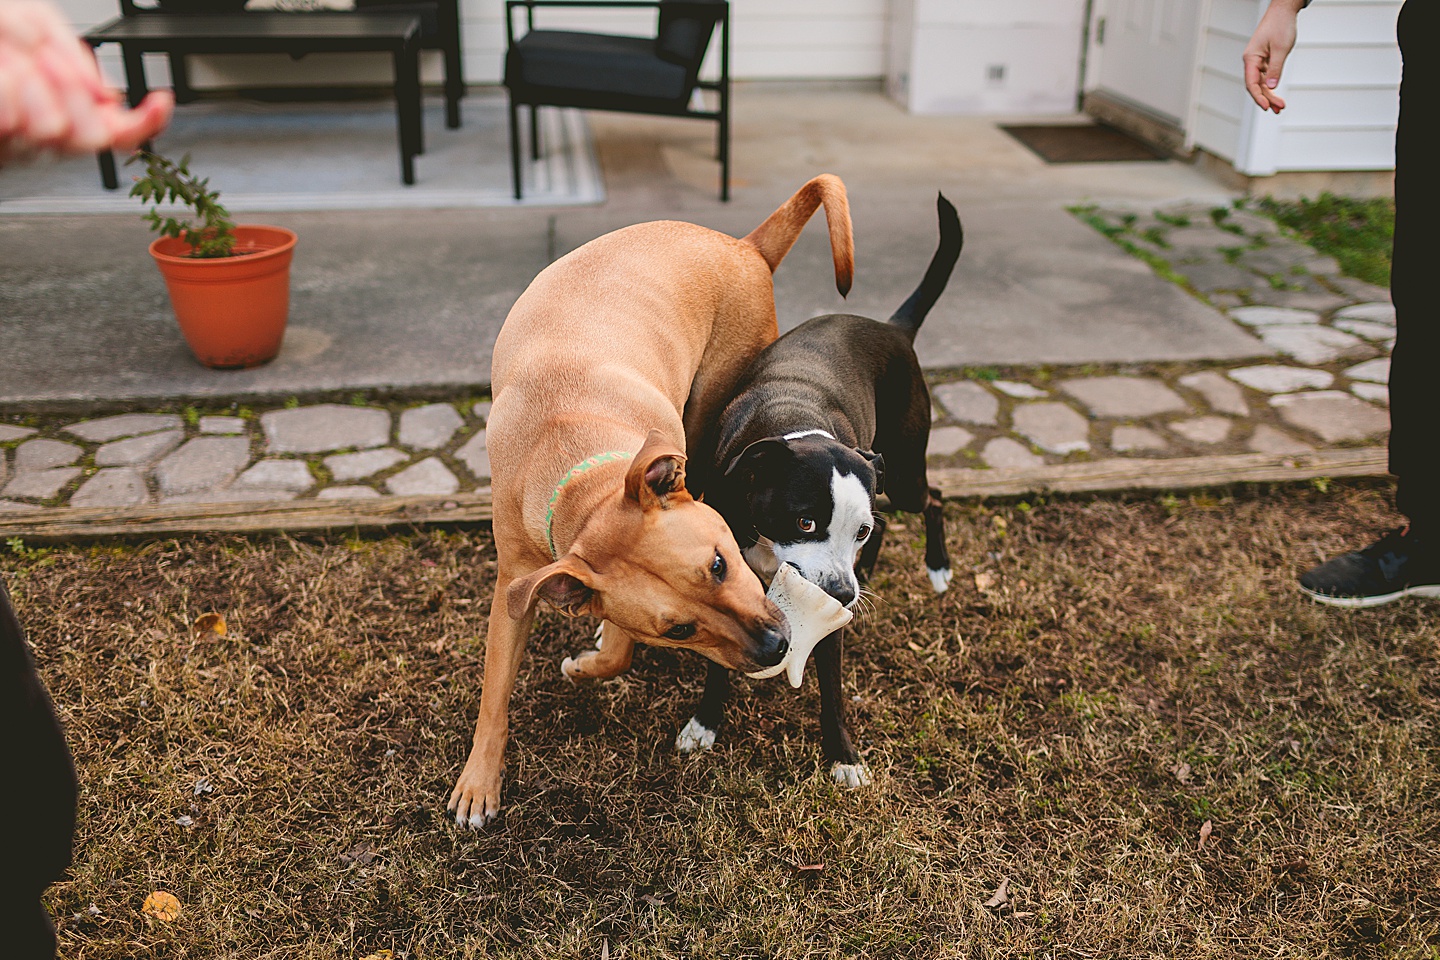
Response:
[448,175,855,828]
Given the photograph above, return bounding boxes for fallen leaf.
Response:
[974,572,996,592]
[141,890,182,922]
[640,893,667,907]
[192,612,226,636]
[193,777,213,797]
[983,877,1009,909]
[601,940,610,960]
[1011,911,1035,919]
[430,638,448,654]
[793,862,824,873]
[174,814,194,827]
[1172,762,1192,783]
[340,841,376,866]
[1198,819,1213,850]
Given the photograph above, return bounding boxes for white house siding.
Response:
[451,0,888,85]
[66,0,889,91]
[1195,0,1401,175]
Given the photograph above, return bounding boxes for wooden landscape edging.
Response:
[0,448,1388,541]
[927,446,1387,499]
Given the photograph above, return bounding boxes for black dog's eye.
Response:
[664,623,696,641]
[710,552,727,581]
[856,524,872,542]
[797,517,817,534]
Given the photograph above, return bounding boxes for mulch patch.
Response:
[7,480,1436,958]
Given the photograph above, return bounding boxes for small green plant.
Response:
[128,151,237,258]
[1257,192,1394,287]
[1140,225,1170,248]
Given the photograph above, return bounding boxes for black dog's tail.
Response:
[887,193,962,342]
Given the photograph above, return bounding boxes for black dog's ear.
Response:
[859,449,885,496]
[723,437,793,484]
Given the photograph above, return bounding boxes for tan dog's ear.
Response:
[624,429,691,510]
[507,555,598,620]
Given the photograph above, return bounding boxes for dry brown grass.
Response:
[7,481,1438,959]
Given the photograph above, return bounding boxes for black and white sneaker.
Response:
[1299,526,1440,608]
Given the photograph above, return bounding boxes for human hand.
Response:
[0,0,173,163]
[1242,0,1305,113]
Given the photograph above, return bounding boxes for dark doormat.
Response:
[1000,122,1169,163]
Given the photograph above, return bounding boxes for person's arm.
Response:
[0,0,173,163]
[1242,0,1309,113]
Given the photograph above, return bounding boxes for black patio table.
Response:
[84,12,424,186]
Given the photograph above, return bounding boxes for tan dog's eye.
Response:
[798,517,817,534]
[664,623,697,641]
[711,551,727,582]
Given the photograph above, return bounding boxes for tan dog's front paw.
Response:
[560,646,625,681]
[559,623,634,682]
[560,654,588,682]
[447,756,502,829]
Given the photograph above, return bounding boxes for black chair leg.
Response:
[443,45,463,128]
[508,96,523,200]
[529,105,540,161]
[86,41,118,189]
[718,113,729,202]
[98,150,118,190]
[167,52,196,104]
[393,45,420,185]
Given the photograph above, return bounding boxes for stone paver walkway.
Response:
[0,200,1392,522]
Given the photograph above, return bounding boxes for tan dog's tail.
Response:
[741,174,854,297]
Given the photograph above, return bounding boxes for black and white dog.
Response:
[678,193,962,786]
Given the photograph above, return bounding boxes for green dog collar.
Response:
[545,450,634,558]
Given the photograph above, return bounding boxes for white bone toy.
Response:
[744,563,853,687]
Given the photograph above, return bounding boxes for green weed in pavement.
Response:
[1258,192,1395,288]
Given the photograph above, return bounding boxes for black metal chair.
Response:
[503,0,730,201]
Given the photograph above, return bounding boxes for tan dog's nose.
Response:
[753,622,789,668]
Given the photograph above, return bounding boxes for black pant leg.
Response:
[0,577,77,960]
[1389,0,1440,532]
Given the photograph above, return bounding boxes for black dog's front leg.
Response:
[922,484,952,592]
[814,628,870,786]
[677,658,731,753]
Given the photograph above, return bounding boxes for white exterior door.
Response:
[1088,0,1203,125]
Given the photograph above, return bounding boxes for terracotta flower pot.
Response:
[149,224,298,370]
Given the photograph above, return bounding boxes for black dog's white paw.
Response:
[831,761,872,787]
[928,566,952,593]
[675,717,716,754]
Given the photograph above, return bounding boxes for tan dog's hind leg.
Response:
[561,620,636,681]
[448,584,534,828]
